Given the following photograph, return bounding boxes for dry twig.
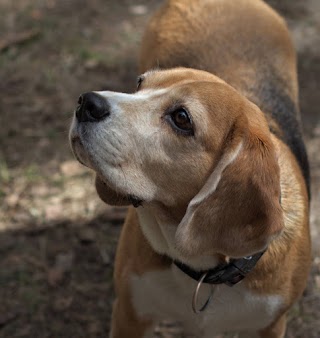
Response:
[0,29,40,52]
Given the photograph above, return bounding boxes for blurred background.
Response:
[0,0,319,337]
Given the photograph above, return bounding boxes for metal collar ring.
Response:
[192,272,215,314]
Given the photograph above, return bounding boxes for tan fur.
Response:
[140,0,298,106]
[110,208,170,338]
[69,0,311,337]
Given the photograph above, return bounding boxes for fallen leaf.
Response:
[55,252,74,272]
[52,296,73,312]
[98,247,111,265]
[85,59,99,69]
[45,204,63,220]
[47,267,64,287]
[0,29,40,52]
[315,275,320,289]
[0,310,19,328]
[5,193,20,207]
[88,321,101,335]
[129,5,148,15]
[30,9,43,20]
[47,252,73,286]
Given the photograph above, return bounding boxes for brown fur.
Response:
[140,0,298,107]
[110,209,170,337]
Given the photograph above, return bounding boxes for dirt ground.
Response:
[0,0,319,337]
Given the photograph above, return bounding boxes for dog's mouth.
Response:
[70,121,145,208]
[128,195,144,208]
[70,136,92,169]
[100,176,144,207]
[96,175,144,208]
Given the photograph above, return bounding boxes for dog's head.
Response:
[69,68,283,258]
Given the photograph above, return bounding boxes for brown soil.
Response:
[0,0,319,337]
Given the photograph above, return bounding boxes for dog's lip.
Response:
[71,135,81,145]
[70,136,91,168]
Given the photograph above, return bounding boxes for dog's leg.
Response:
[258,314,287,338]
[109,297,155,338]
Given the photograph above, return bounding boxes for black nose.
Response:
[76,92,110,122]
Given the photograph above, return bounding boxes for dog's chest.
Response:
[130,266,283,336]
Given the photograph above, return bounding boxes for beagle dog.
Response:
[69,0,311,337]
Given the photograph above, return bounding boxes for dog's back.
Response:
[140,0,309,192]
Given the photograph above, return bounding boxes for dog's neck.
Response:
[136,204,221,270]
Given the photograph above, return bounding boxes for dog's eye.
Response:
[168,108,194,135]
[136,75,144,90]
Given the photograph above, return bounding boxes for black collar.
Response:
[174,250,265,287]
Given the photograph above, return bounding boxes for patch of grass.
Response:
[0,189,5,200]
[78,46,112,65]
[0,158,10,184]
[288,304,301,320]
[65,41,121,68]
[120,29,141,45]
[25,165,42,182]
[0,47,19,67]
[52,175,65,188]
[17,268,33,286]
[42,68,56,87]
[0,266,30,286]
[20,287,44,313]
[46,127,60,140]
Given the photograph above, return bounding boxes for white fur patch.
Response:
[137,207,220,270]
[95,88,169,102]
[131,267,283,336]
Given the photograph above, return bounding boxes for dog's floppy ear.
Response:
[95,175,131,206]
[175,114,284,258]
